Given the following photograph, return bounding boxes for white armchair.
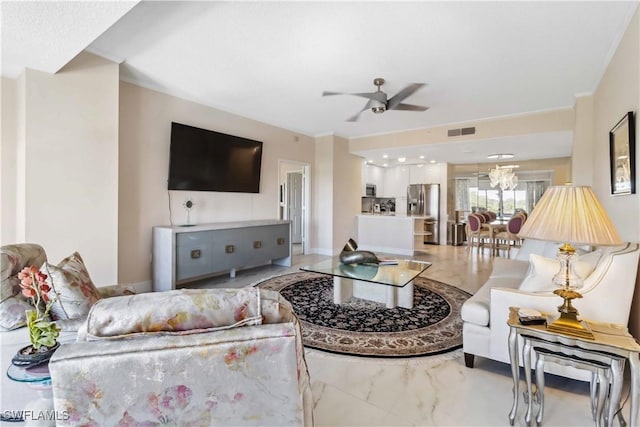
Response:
[461,240,640,381]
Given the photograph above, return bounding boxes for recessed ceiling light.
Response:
[398,157,406,162]
[419,155,425,159]
[487,153,514,160]
[383,163,388,167]
[382,154,389,159]
[429,160,436,164]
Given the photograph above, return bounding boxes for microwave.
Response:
[365,184,376,197]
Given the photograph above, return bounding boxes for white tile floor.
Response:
[185,245,627,426]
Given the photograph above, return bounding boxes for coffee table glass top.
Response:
[300,259,431,288]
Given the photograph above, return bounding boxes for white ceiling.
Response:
[2,1,638,164]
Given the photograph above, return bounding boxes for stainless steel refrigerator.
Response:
[407,184,440,244]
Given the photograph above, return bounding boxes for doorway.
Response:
[278,160,311,256]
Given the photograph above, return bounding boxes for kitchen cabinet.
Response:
[409,165,428,184]
[425,164,443,183]
[383,165,409,197]
[362,164,385,196]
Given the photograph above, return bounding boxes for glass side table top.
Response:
[7,362,51,385]
[300,259,431,288]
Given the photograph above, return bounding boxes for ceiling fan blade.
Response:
[346,100,374,122]
[387,83,426,110]
[322,91,347,96]
[323,90,380,100]
[390,103,429,112]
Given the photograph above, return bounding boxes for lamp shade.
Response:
[518,185,622,246]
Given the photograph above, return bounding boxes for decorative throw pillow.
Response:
[519,250,602,292]
[0,243,47,330]
[41,252,102,320]
[0,295,33,331]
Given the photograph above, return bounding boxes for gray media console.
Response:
[152,220,292,292]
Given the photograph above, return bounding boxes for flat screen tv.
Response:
[168,122,263,193]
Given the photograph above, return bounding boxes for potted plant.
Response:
[12,266,60,367]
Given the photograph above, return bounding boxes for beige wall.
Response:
[332,136,361,252]
[312,135,334,255]
[592,7,640,336]
[311,135,361,255]
[1,77,18,244]
[593,6,639,242]
[1,53,120,285]
[118,82,315,284]
[451,157,572,186]
[571,95,594,186]
[349,108,575,152]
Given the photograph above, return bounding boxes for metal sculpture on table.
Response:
[339,238,379,265]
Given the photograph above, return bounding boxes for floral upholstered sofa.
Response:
[49,287,313,426]
[2,244,313,426]
[1,243,137,419]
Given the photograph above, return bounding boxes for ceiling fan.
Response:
[323,78,429,122]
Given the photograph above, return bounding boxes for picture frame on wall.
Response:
[609,111,636,195]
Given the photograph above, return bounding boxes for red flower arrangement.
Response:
[18,266,60,350]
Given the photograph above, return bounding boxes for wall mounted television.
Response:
[168,122,263,193]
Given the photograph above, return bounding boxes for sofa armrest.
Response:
[489,287,563,364]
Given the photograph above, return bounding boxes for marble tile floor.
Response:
[184,245,617,426]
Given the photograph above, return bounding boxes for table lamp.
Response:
[517,185,622,339]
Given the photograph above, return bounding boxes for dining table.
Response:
[482,220,508,256]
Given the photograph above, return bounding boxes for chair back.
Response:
[468,214,482,232]
[507,214,524,234]
[487,211,497,221]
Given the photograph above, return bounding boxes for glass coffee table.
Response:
[300,259,431,309]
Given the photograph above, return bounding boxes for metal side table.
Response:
[507,307,640,427]
[531,339,626,427]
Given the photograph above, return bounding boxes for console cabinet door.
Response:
[265,224,290,260]
[210,229,245,273]
[176,231,214,281]
[242,225,288,266]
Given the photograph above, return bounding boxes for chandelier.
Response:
[489,165,519,191]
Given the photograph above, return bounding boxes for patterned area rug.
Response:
[256,271,470,357]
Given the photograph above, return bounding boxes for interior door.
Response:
[287,172,303,244]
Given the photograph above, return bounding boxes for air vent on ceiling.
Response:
[447,126,476,137]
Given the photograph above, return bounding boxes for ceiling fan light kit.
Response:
[323,78,429,122]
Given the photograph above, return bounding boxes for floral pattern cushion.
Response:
[49,288,313,426]
[50,324,308,426]
[82,287,262,340]
[41,252,102,321]
[0,244,47,330]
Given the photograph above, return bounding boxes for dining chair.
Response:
[493,214,525,258]
[467,214,491,252]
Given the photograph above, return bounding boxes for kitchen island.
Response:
[356,214,435,256]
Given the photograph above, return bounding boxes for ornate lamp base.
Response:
[546,288,595,340]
